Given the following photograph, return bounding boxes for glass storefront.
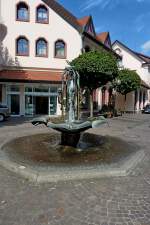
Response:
[50,96,57,115]
[6,84,59,116]
[25,85,59,116]
[25,95,34,115]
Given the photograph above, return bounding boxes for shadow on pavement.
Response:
[0,117,32,128]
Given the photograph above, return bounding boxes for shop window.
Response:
[50,87,58,93]
[16,36,29,56]
[7,85,20,92]
[16,2,29,21]
[36,38,48,57]
[34,87,49,93]
[54,40,66,58]
[25,87,33,93]
[36,5,49,23]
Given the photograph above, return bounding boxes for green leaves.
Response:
[115,69,141,95]
[71,50,118,91]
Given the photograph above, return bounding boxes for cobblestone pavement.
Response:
[0,115,150,225]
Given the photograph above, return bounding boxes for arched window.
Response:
[55,40,66,58]
[36,38,48,57]
[16,37,29,56]
[36,5,48,23]
[115,48,122,56]
[16,2,29,21]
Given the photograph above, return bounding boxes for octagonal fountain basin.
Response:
[1,132,140,166]
[0,132,144,182]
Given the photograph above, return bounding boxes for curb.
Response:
[0,148,145,183]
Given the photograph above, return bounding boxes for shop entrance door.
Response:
[35,96,48,115]
[11,94,20,115]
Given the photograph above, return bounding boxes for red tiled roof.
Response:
[43,0,82,32]
[0,70,62,83]
[96,32,109,44]
[77,16,90,27]
[42,1,118,56]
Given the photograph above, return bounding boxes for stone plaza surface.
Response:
[0,115,150,225]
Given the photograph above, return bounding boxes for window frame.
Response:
[16,1,30,22]
[35,38,48,57]
[54,39,66,59]
[16,36,29,56]
[36,4,49,24]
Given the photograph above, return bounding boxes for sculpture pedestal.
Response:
[61,132,81,147]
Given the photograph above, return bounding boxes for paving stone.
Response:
[0,115,150,225]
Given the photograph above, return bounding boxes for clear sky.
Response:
[58,0,150,55]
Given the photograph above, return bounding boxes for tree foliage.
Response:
[115,69,141,95]
[71,50,118,92]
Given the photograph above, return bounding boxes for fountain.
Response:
[32,65,106,147]
[0,65,143,182]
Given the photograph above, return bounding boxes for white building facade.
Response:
[0,0,82,116]
[0,0,117,116]
[112,41,150,113]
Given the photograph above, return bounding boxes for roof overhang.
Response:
[42,0,82,33]
[142,63,150,67]
[83,32,121,59]
[0,69,62,84]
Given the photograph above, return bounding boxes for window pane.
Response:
[25,87,32,92]
[17,38,28,55]
[37,7,48,22]
[7,85,20,92]
[50,87,58,93]
[36,39,47,56]
[34,87,49,92]
[25,95,33,115]
[55,41,65,57]
[17,4,29,21]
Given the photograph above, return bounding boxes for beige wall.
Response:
[115,92,135,112]
[1,0,82,69]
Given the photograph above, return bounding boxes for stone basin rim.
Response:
[0,132,145,183]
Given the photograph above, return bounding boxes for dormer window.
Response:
[36,5,49,23]
[16,36,29,56]
[55,40,66,58]
[115,48,122,56]
[36,38,48,57]
[16,2,29,22]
